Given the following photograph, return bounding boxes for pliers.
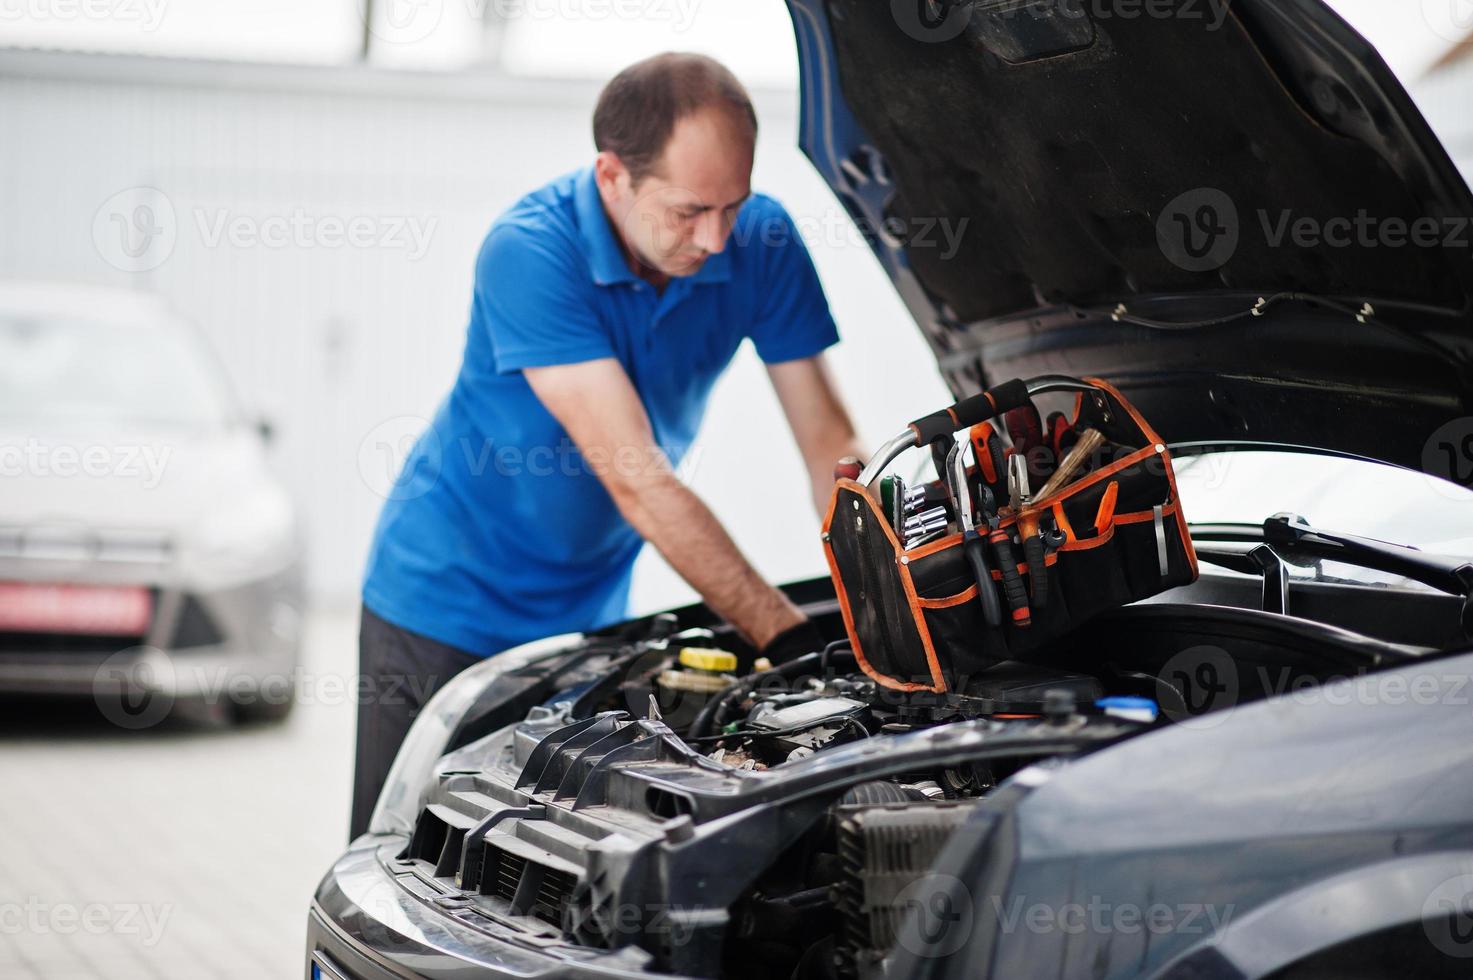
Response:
[979,483,1031,628]
[946,439,1004,628]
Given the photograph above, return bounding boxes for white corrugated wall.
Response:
[0,50,949,607]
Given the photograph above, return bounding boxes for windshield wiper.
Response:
[1189,514,1473,632]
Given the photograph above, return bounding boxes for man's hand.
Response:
[766,354,869,517]
[524,358,806,649]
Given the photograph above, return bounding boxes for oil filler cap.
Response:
[677,647,738,673]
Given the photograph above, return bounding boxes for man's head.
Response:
[592,53,757,282]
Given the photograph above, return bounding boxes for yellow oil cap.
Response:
[678,647,738,673]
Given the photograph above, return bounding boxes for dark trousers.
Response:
[350,604,482,840]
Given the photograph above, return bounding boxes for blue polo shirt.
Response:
[362,167,840,656]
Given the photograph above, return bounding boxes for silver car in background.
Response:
[0,281,303,725]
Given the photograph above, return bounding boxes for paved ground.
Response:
[0,606,359,979]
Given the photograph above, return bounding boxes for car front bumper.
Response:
[308,837,670,980]
[0,564,302,699]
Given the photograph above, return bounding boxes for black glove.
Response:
[759,619,825,667]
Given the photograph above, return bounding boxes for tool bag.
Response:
[821,376,1198,694]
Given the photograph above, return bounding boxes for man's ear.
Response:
[594,151,630,201]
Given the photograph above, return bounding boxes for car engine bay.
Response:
[375,556,1461,980]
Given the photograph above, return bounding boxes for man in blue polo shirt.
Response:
[351,52,866,836]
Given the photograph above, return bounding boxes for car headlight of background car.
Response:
[181,482,300,590]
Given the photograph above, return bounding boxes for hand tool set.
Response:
[822,376,1198,694]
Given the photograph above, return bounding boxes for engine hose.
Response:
[687,646,855,741]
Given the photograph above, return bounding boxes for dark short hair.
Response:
[593,53,757,184]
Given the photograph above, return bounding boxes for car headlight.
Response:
[368,631,586,838]
[184,484,297,588]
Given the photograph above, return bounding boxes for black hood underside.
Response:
[797,0,1473,479]
[824,0,1472,320]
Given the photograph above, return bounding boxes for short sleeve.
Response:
[743,199,841,364]
[474,223,615,374]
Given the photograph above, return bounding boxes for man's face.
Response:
[597,105,755,280]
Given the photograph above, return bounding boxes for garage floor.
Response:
[0,607,359,979]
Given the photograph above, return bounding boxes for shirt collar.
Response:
[574,165,639,286]
[573,165,733,288]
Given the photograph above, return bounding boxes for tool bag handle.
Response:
[857,375,1100,486]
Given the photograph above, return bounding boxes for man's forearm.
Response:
[611,474,805,648]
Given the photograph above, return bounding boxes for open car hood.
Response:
[786,0,1473,482]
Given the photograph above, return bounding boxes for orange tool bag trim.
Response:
[821,375,1198,694]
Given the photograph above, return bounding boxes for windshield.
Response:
[1173,449,1473,588]
[0,314,235,430]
